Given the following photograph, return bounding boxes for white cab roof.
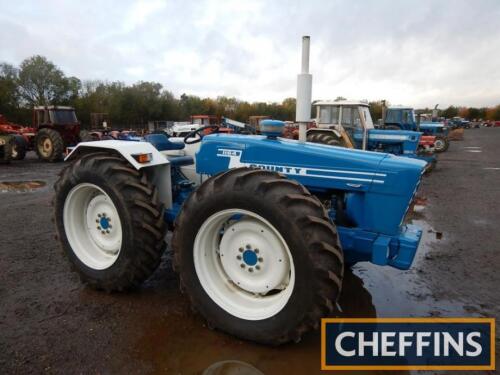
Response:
[313,100,369,107]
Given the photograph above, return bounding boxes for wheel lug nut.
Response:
[98,214,102,218]
[256,265,260,270]
[246,244,251,249]
[101,231,105,234]
[236,255,242,260]
[109,225,112,229]
[248,268,254,272]
[239,247,244,253]
[240,264,245,268]
[97,226,101,230]
[95,219,99,223]
[258,257,263,262]
[106,230,110,233]
[254,249,259,254]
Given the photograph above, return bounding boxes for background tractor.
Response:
[32,105,85,162]
[54,36,426,345]
[307,100,437,169]
[382,106,450,153]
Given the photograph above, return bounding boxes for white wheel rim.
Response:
[193,209,295,320]
[435,139,444,150]
[63,183,123,270]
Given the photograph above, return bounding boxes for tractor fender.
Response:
[66,140,169,169]
[66,140,172,209]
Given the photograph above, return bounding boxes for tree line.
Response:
[1,55,500,129]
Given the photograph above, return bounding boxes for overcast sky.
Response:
[1,0,499,108]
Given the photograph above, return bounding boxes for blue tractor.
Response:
[54,120,425,345]
[53,36,426,345]
[383,106,450,153]
[306,100,437,169]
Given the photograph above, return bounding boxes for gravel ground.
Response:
[0,128,499,374]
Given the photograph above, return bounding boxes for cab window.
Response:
[319,106,339,124]
[402,110,413,124]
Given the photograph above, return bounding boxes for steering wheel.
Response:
[183,125,220,144]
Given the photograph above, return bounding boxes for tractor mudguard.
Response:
[66,140,169,169]
[66,140,173,209]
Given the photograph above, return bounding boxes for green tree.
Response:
[17,55,81,106]
[441,106,459,119]
[369,100,386,123]
[0,63,20,118]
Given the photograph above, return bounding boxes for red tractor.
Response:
[32,106,84,162]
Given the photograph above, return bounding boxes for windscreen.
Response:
[50,110,77,124]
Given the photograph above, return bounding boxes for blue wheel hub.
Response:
[99,216,110,230]
[242,249,258,266]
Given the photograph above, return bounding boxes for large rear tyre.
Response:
[11,136,27,160]
[434,135,449,153]
[173,168,344,345]
[35,128,64,162]
[54,152,167,291]
[306,132,340,146]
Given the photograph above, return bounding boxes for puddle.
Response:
[0,180,46,192]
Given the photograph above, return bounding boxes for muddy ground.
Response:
[1,128,499,374]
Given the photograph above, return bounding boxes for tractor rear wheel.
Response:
[306,132,340,146]
[35,128,64,162]
[434,135,449,153]
[172,167,344,345]
[54,152,167,291]
[11,136,27,160]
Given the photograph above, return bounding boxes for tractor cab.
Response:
[312,100,373,148]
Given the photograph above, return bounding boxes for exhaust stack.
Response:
[296,36,312,143]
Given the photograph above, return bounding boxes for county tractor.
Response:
[54,37,426,345]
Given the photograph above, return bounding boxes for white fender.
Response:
[65,140,172,209]
[66,140,169,169]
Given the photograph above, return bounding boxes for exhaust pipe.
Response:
[296,36,312,143]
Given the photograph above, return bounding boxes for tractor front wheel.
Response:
[54,152,167,291]
[35,128,64,162]
[434,135,449,153]
[173,168,344,345]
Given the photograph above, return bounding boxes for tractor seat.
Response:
[144,133,185,151]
